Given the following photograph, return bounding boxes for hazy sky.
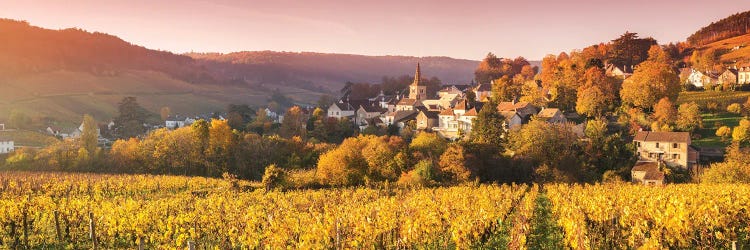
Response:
[1,1,748,60]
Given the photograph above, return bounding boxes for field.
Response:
[0,172,749,249]
[0,70,328,125]
[0,130,59,147]
[676,91,748,148]
[676,91,750,106]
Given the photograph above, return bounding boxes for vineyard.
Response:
[0,172,748,249]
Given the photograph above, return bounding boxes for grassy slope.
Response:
[677,91,748,148]
[0,70,327,126]
[676,91,750,105]
[0,130,58,147]
[696,34,750,64]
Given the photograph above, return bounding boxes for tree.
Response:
[262,164,285,191]
[520,80,547,107]
[701,161,750,183]
[717,126,733,141]
[491,76,519,102]
[207,119,235,175]
[249,108,273,135]
[509,120,582,182]
[471,101,506,149]
[81,114,98,155]
[676,102,702,132]
[113,97,148,139]
[410,132,447,160]
[438,144,474,183]
[316,137,368,186]
[652,97,677,124]
[280,106,306,139]
[160,107,171,121]
[576,85,607,118]
[608,32,657,67]
[733,119,750,144]
[620,46,681,109]
[727,103,742,114]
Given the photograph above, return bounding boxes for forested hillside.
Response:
[188,52,480,92]
[687,11,750,46]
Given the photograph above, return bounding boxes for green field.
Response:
[693,112,744,147]
[676,91,748,148]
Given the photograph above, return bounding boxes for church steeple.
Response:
[412,63,422,86]
[408,63,427,100]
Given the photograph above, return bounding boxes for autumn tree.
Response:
[280,106,306,139]
[81,114,98,155]
[491,76,519,102]
[652,98,677,123]
[620,46,681,109]
[410,132,448,161]
[509,119,582,182]
[733,119,750,144]
[520,80,548,107]
[676,102,702,132]
[576,85,607,118]
[438,144,474,183]
[717,126,733,141]
[727,103,742,114]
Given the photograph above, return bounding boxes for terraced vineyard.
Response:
[0,172,748,249]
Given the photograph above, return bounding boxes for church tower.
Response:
[409,63,427,100]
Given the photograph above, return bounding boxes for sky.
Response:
[1,1,748,60]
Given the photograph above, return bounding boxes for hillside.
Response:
[0,19,481,125]
[188,52,480,92]
[694,33,750,64]
[687,11,750,47]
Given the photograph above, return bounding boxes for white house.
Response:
[0,137,14,154]
[686,69,718,88]
[328,102,357,119]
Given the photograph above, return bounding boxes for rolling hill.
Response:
[0,19,481,126]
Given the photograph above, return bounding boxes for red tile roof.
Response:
[632,162,665,181]
[633,131,690,143]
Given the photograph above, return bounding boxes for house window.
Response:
[673,154,680,159]
[336,112,339,116]
[672,143,678,149]
[636,141,641,147]
[637,152,640,157]
[655,143,660,148]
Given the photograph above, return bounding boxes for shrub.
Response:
[262,164,285,191]
[727,103,742,114]
[716,126,732,141]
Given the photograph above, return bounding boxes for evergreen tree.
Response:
[113,97,148,139]
[471,100,506,150]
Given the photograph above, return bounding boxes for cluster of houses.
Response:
[681,66,750,89]
[164,113,229,129]
[328,63,705,186]
[328,64,571,140]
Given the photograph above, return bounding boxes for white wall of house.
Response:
[0,141,14,154]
